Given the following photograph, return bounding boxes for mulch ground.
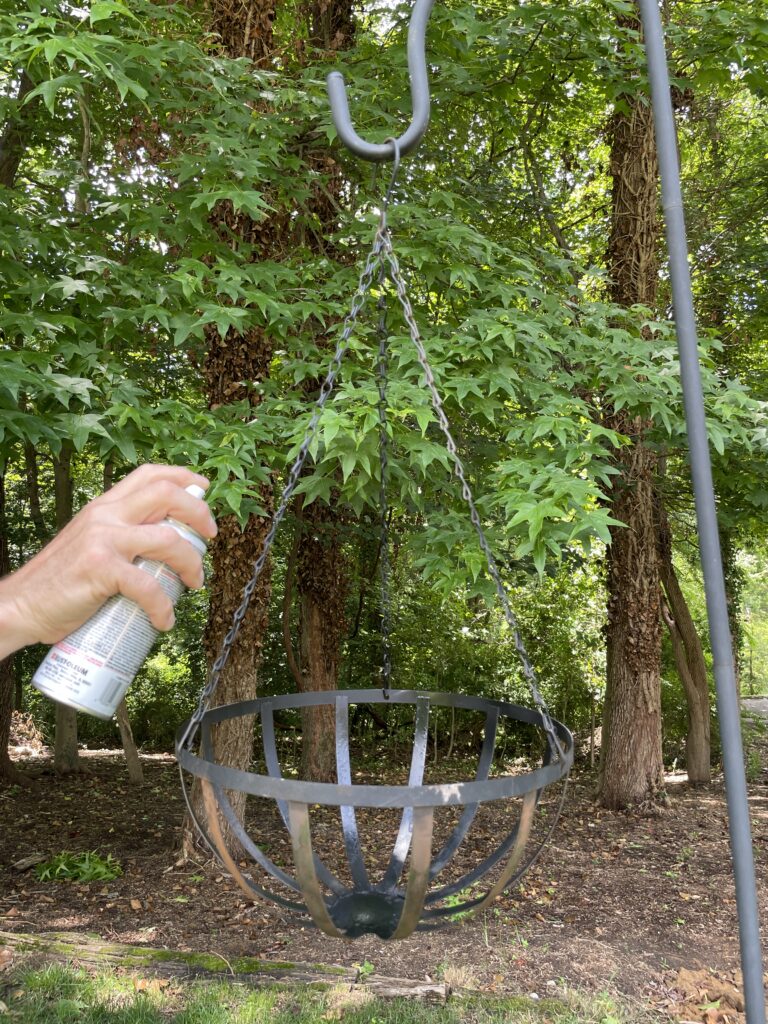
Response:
[1,719,767,1019]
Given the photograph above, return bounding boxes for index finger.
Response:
[112,478,217,539]
[101,465,210,501]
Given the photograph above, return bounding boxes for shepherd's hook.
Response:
[327,0,436,162]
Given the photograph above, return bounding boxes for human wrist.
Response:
[0,574,38,659]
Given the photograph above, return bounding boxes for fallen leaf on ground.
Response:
[134,978,170,994]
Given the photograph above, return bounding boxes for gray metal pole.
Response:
[637,2,766,1019]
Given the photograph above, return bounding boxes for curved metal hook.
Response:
[326,0,436,163]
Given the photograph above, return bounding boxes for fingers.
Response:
[123,524,206,590]
[107,478,217,540]
[115,563,176,631]
[104,464,210,502]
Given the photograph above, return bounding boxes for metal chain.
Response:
[379,229,563,758]
[182,192,563,759]
[180,223,388,749]
[376,266,393,696]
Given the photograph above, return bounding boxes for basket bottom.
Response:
[328,891,405,939]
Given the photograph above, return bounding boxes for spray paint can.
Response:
[32,484,209,720]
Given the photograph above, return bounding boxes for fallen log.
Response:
[0,930,447,1002]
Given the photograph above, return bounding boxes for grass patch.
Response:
[2,962,653,1024]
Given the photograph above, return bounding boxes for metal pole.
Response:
[637,2,766,1019]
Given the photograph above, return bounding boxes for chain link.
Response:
[180,223,388,749]
[379,230,563,758]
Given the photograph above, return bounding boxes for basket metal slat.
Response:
[390,806,435,939]
[428,705,500,881]
[261,700,347,896]
[287,801,345,938]
[382,696,430,891]
[335,695,371,890]
[201,718,306,900]
[200,778,307,912]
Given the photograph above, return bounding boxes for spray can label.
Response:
[32,558,185,720]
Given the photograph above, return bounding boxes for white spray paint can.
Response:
[32,484,209,720]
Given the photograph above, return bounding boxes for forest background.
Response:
[1,0,768,815]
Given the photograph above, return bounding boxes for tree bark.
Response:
[14,657,23,714]
[287,0,357,781]
[52,442,82,776]
[297,498,347,781]
[282,517,304,691]
[598,17,665,809]
[1,76,43,771]
[600,438,665,807]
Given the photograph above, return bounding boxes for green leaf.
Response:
[57,276,91,299]
[90,0,139,22]
[25,75,79,114]
[340,450,357,483]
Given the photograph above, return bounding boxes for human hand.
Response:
[0,464,218,659]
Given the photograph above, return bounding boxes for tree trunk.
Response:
[0,70,37,189]
[288,0,356,781]
[101,458,144,785]
[0,75,42,776]
[0,469,24,784]
[0,68,43,778]
[52,442,82,776]
[297,498,347,781]
[657,504,711,782]
[115,700,144,785]
[600,439,664,807]
[179,0,280,857]
[24,441,48,545]
[180,0,354,853]
[598,17,665,809]
[719,529,743,696]
[14,657,23,713]
[53,706,80,775]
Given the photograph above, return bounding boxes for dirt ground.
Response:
[1,716,767,1017]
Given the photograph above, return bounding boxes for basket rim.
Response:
[177,688,573,809]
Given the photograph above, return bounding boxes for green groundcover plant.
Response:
[34,850,123,883]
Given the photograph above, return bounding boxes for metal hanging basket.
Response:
[180,214,573,937]
[177,689,572,940]
[178,9,573,938]
[177,217,573,938]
